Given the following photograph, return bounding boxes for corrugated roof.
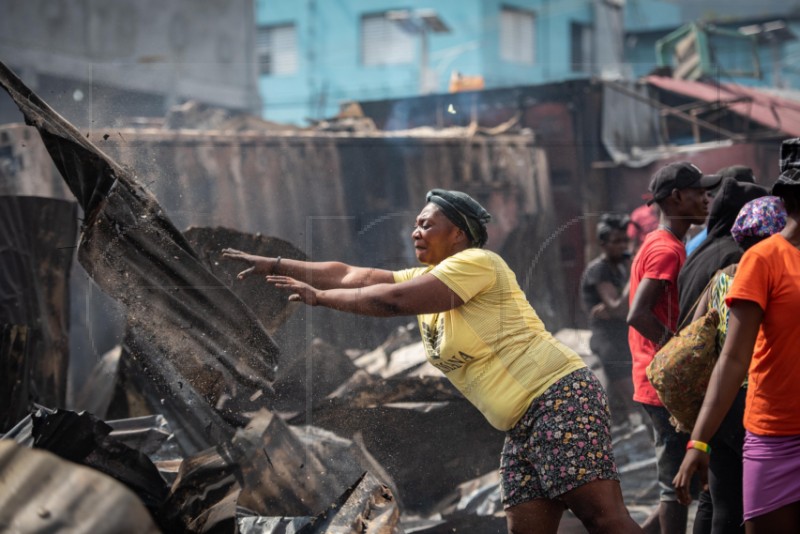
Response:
[0,441,160,533]
[646,75,800,137]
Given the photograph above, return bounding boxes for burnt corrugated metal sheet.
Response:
[0,196,76,428]
[0,61,280,449]
[0,440,161,533]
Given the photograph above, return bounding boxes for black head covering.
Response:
[717,165,756,184]
[771,168,800,198]
[677,177,768,324]
[705,178,769,239]
[426,189,492,248]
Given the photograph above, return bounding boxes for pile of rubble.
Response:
[1,327,515,533]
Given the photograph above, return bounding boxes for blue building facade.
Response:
[256,0,681,124]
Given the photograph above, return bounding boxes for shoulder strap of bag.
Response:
[677,271,721,332]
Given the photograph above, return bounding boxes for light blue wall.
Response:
[625,19,800,89]
[624,0,681,32]
[257,0,487,123]
[257,0,686,124]
[478,0,592,87]
[625,31,670,78]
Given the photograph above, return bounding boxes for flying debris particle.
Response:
[103,134,110,141]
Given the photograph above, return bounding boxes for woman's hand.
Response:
[221,248,273,280]
[673,449,710,505]
[267,275,319,306]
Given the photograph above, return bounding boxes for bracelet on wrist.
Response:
[686,439,711,454]
[272,256,282,275]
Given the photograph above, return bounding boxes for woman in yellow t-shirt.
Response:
[223,189,641,534]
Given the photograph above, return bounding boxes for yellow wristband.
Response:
[686,440,711,454]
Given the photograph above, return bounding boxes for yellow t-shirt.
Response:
[393,248,586,430]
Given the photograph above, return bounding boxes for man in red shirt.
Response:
[627,161,721,534]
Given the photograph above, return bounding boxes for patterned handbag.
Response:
[646,308,721,433]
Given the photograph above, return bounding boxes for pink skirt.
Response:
[743,431,800,521]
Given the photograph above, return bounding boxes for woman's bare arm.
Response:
[222,248,394,289]
[268,273,464,317]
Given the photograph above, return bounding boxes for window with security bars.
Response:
[500,6,535,64]
[257,24,298,76]
[361,13,415,66]
[571,22,592,72]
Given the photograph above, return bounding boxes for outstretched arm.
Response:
[268,272,464,317]
[221,248,394,289]
[673,300,762,505]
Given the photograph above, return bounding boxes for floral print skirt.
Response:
[499,367,619,509]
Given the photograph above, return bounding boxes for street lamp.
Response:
[387,9,450,94]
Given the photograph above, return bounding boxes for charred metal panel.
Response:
[0,325,31,431]
[0,61,280,440]
[183,226,306,335]
[0,440,161,533]
[0,196,77,420]
[292,399,504,514]
[233,410,355,516]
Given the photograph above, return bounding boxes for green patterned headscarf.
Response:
[426,189,492,248]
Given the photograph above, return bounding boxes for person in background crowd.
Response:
[677,177,768,325]
[674,169,800,534]
[684,166,757,256]
[224,189,643,534]
[687,196,786,534]
[628,197,660,254]
[627,162,721,534]
[580,213,639,431]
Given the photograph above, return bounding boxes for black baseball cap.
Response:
[647,161,722,206]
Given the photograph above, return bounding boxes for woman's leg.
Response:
[506,498,565,534]
[693,489,714,534]
[561,479,642,533]
[745,501,800,534]
[706,389,746,534]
